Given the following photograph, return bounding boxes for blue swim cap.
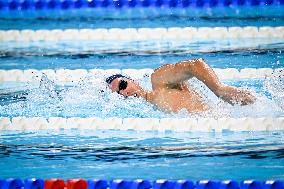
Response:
[105,74,126,85]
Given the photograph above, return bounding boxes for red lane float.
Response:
[67,179,87,189]
[45,179,65,189]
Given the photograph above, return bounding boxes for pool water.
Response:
[0,39,283,179]
[0,130,284,180]
[0,5,284,180]
[0,39,283,70]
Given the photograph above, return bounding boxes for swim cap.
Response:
[105,74,127,85]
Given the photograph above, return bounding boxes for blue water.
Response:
[0,130,284,180]
[0,5,284,180]
[0,41,283,179]
[0,39,283,70]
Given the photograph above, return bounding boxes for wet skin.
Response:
[108,59,255,113]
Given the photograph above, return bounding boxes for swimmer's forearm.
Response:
[184,59,256,105]
[183,58,224,95]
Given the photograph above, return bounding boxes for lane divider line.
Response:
[0,27,283,41]
[1,117,283,131]
[0,0,282,10]
[0,68,281,82]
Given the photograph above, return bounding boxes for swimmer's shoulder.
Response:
[151,63,171,85]
[152,63,186,90]
[153,64,170,72]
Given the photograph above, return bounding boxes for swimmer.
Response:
[106,59,255,113]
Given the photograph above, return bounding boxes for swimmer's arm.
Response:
[151,58,255,105]
[152,58,221,91]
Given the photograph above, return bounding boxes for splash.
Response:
[264,70,284,110]
[0,74,283,118]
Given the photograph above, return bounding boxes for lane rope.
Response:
[0,27,283,41]
[0,0,282,10]
[1,116,283,131]
[0,68,282,82]
[0,179,282,189]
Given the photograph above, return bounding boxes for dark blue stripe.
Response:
[0,0,282,10]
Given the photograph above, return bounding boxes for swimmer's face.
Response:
[108,78,143,98]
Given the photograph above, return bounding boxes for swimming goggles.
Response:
[117,79,128,94]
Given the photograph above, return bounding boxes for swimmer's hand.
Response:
[216,85,256,105]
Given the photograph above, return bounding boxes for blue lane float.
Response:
[263,181,284,189]
[219,181,240,189]
[0,179,283,189]
[0,178,24,189]
[24,179,44,189]
[88,180,109,189]
[0,0,283,10]
[131,180,152,189]
[241,181,263,189]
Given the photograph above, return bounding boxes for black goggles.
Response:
[117,79,128,94]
